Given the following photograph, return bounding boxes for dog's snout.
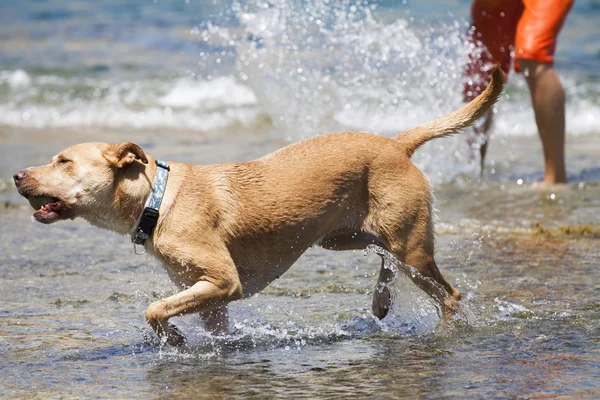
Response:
[13,169,29,184]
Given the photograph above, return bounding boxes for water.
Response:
[1,0,600,398]
[1,0,598,139]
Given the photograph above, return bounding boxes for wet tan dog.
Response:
[14,68,504,346]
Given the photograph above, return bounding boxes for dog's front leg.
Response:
[145,280,242,346]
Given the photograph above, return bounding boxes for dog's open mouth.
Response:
[28,196,64,223]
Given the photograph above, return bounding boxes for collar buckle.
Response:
[133,242,148,255]
[132,207,159,245]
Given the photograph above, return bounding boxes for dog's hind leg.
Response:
[397,245,462,321]
[370,169,462,321]
[371,245,458,321]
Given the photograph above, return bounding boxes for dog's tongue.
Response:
[28,196,62,223]
[32,200,62,223]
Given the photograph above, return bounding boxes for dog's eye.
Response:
[58,158,72,164]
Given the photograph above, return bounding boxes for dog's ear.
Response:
[106,142,148,168]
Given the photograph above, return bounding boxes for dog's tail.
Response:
[394,66,505,157]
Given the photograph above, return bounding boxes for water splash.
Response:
[200,0,600,183]
[194,0,490,182]
[140,312,354,359]
[492,298,536,321]
[2,1,599,185]
[231,0,470,135]
[364,244,475,325]
[137,243,471,356]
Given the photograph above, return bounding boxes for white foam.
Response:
[0,69,32,88]
[0,71,266,132]
[0,41,598,140]
[159,76,258,109]
[0,104,265,131]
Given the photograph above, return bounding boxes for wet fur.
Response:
[14,68,504,345]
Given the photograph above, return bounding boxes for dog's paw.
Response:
[372,285,392,320]
[165,322,187,347]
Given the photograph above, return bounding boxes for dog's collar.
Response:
[131,159,170,254]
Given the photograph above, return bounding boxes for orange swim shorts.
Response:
[463,0,573,100]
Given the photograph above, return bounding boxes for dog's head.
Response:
[13,142,149,229]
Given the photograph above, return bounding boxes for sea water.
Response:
[1,1,599,398]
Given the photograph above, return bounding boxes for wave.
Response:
[0,70,268,132]
[1,1,599,140]
[1,67,598,138]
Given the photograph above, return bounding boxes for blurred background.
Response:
[0,0,599,184]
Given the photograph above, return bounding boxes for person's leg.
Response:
[515,0,573,184]
[517,60,566,184]
[463,0,523,168]
[464,0,522,101]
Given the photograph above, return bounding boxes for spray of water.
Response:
[364,244,475,326]
[199,0,485,182]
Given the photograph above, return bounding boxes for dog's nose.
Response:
[13,169,28,183]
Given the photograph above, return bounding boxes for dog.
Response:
[14,68,504,346]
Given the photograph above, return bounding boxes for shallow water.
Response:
[2,130,600,398]
[2,211,599,399]
[2,0,600,399]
